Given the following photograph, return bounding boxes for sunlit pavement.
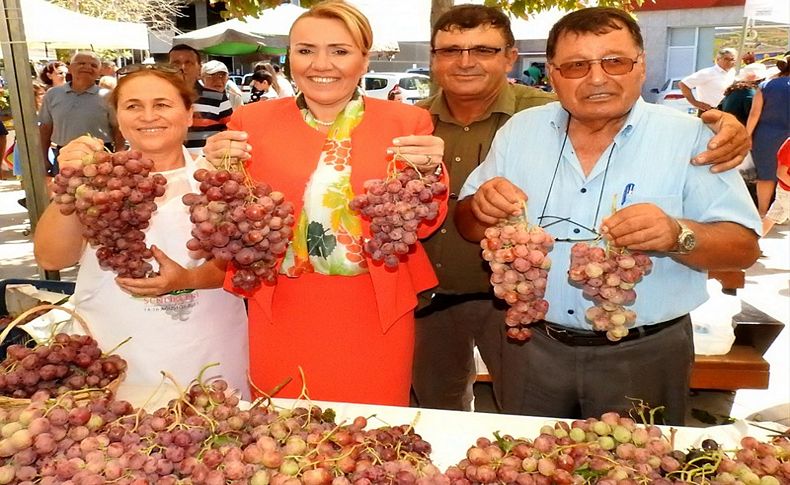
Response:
[1,177,788,424]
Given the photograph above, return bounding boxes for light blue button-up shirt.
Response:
[459,98,761,329]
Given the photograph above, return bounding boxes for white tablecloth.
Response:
[115,384,786,471]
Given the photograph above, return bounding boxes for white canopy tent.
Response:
[10,0,149,51]
[174,3,400,55]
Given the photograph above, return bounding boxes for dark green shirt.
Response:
[417,83,556,294]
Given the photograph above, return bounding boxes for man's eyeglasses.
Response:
[117,63,181,77]
[431,46,505,60]
[538,215,600,243]
[551,55,641,79]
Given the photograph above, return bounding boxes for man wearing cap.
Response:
[187,60,235,154]
[680,48,738,113]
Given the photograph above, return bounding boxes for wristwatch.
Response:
[672,219,696,254]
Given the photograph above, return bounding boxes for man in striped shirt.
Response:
[168,45,233,155]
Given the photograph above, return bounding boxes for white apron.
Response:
[71,148,250,397]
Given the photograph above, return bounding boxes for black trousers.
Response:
[499,315,694,425]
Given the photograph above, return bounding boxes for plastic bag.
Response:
[690,279,738,356]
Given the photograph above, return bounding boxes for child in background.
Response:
[762,138,790,235]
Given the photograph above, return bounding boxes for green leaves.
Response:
[306,221,337,259]
[219,0,645,21]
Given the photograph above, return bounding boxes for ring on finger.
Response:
[425,154,432,165]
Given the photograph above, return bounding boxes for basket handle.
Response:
[0,304,93,346]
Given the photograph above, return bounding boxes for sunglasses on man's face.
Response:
[551,55,641,79]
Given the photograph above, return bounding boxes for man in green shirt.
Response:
[412,4,752,412]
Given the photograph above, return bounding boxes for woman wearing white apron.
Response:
[34,66,249,397]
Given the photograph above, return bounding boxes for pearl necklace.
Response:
[308,111,336,127]
[313,117,335,127]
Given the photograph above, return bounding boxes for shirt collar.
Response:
[428,83,516,125]
[548,97,646,141]
[65,82,100,95]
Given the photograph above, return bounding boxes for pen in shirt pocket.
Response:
[621,183,636,206]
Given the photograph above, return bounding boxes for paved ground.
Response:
[1,175,787,426]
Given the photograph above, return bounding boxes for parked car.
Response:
[406,67,430,76]
[362,72,430,104]
[650,78,697,115]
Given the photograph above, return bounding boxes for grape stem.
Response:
[102,336,132,357]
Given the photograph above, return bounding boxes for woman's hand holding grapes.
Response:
[115,245,190,296]
[388,135,444,174]
[202,130,253,165]
[56,135,107,171]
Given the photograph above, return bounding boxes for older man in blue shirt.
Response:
[455,7,760,424]
[39,51,123,176]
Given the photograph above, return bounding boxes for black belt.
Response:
[534,314,687,346]
[415,292,492,318]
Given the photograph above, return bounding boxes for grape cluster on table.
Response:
[0,334,126,399]
[0,371,787,485]
[349,166,446,268]
[482,219,554,341]
[51,150,167,278]
[446,412,790,485]
[183,167,295,292]
[568,242,653,341]
[0,377,438,485]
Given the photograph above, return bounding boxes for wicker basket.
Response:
[0,304,125,408]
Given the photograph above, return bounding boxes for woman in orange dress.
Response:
[203,0,447,406]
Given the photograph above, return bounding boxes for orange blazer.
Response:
[224,97,449,332]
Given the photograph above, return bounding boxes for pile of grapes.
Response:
[183,166,295,292]
[482,216,555,341]
[52,150,167,278]
[446,413,790,485]
[568,243,653,341]
[0,334,126,399]
[349,166,447,268]
[0,369,787,484]
[0,376,439,484]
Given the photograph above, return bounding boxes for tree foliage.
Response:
[216,0,643,21]
[50,0,188,34]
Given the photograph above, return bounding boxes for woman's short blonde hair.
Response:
[291,0,373,54]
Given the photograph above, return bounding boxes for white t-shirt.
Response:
[681,64,735,107]
[71,148,250,396]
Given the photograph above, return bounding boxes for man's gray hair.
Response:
[70,51,100,64]
[717,48,738,58]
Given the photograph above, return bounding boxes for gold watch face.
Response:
[680,231,696,252]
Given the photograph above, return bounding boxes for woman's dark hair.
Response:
[777,53,790,76]
[39,61,65,86]
[431,5,515,48]
[251,70,273,85]
[108,68,197,111]
[546,7,643,60]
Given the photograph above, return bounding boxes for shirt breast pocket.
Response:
[625,195,683,219]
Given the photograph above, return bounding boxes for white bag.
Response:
[690,280,739,356]
[737,152,755,173]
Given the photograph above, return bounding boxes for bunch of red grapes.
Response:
[52,150,166,278]
[183,168,295,292]
[446,412,790,485]
[0,334,127,399]
[349,166,446,268]
[0,377,438,485]
[568,243,653,341]
[482,217,555,341]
